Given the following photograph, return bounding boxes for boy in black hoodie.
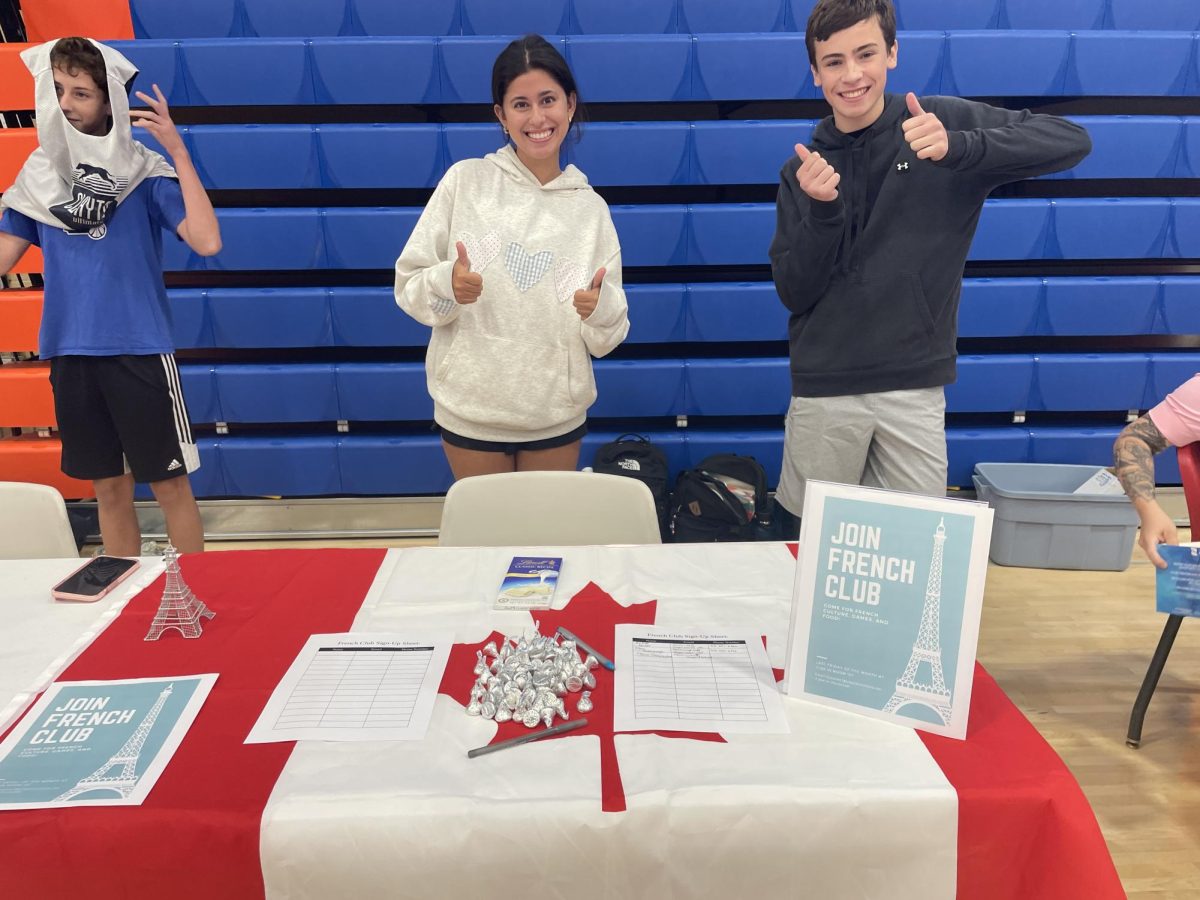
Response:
[770,0,1091,531]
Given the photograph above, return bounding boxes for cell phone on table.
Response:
[51,556,140,602]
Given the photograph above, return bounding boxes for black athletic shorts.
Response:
[438,422,587,456]
[49,354,199,484]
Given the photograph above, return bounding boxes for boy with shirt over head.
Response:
[0,38,221,555]
[770,0,1091,534]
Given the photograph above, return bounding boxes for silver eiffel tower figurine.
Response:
[145,545,215,641]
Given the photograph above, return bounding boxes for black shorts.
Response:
[439,422,587,456]
[49,354,199,484]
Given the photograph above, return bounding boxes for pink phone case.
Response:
[51,557,140,603]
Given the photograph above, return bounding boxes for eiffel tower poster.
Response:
[784,480,993,740]
[0,674,217,809]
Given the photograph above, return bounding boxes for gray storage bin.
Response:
[972,462,1138,570]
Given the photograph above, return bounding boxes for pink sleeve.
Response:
[1149,374,1200,447]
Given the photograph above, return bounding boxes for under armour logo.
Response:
[167,459,182,471]
[896,162,909,171]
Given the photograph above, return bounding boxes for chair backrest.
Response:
[0,481,79,559]
[1175,443,1200,529]
[438,471,663,547]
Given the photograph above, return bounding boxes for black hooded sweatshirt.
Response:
[770,93,1091,397]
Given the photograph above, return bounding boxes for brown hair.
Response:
[805,0,897,68]
[50,37,108,100]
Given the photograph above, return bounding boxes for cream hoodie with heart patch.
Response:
[394,144,630,443]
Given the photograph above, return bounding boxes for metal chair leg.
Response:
[1127,614,1185,748]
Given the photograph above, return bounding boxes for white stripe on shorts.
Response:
[160,354,200,474]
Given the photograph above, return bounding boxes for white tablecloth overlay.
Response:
[260,543,957,900]
[0,556,163,735]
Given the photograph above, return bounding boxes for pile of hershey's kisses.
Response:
[466,625,597,728]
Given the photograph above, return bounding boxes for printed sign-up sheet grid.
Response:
[275,647,433,730]
[632,638,767,722]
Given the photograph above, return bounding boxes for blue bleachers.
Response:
[568,35,693,102]
[309,38,440,104]
[156,200,1200,272]
[1041,277,1159,335]
[128,0,1200,37]
[1052,198,1170,259]
[1108,0,1200,31]
[460,0,571,36]
[130,0,241,39]
[101,8,1200,502]
[137,119,1200,190]
[947,356,1036,413]
[679,0,788,33]
[176,353,1191,429]
[944,32,1071,96]
[1003,0,1107,30]
[170,277,1198,350]
[240,0,347,39]
[189,126,319,189]
[111,33,1200,106]
[352,0,460,36]
[572,0,677,33]
[897,0,1001,30]
[958,279,1042,337]
[139,426,1154,498]
[318,125,443,189]
[566,123,691,186]
[1066,33,1193,96]
[180,40,314,105]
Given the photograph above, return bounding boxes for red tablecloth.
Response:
[0,547,1123,899]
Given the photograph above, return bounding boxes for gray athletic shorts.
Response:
[775,386,947,517]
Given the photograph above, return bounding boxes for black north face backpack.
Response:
[592,434,671,539]
[669,453,772,542]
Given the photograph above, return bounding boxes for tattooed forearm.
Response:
[1114,415,1170,501]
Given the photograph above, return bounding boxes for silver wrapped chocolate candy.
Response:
[463,629,603,731]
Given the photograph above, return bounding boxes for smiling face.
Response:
[53,64,111,136]
[494,68,576,184]
[810,16,897,134]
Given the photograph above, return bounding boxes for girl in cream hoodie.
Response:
[395,34,630,480]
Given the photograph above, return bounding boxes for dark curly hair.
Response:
[50,37,109,100]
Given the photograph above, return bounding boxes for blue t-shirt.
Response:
[0,176,186,358]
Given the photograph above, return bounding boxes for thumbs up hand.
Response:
[794,143,841,202]
[901,92,948,161]
[452,241,484,304]
[573,268,605,320]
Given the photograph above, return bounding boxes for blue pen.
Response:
[556,626,615,671]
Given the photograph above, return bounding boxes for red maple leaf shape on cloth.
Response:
[438,581,724,812]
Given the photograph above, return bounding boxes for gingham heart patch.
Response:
[504,241,553,292]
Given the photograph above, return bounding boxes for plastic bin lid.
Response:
[973,462,1126,503]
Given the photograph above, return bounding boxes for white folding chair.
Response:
[0,481,80,559]
[438,471,662,547]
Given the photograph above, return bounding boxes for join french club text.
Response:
[825,522,917,607]
[30,696,136,745]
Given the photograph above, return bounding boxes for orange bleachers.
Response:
[0,129,38,188]
[0,434,93,498]
[0,43,33,110]
[19,1,134,42]
[0,360,54,427]
[0,290,42,351]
